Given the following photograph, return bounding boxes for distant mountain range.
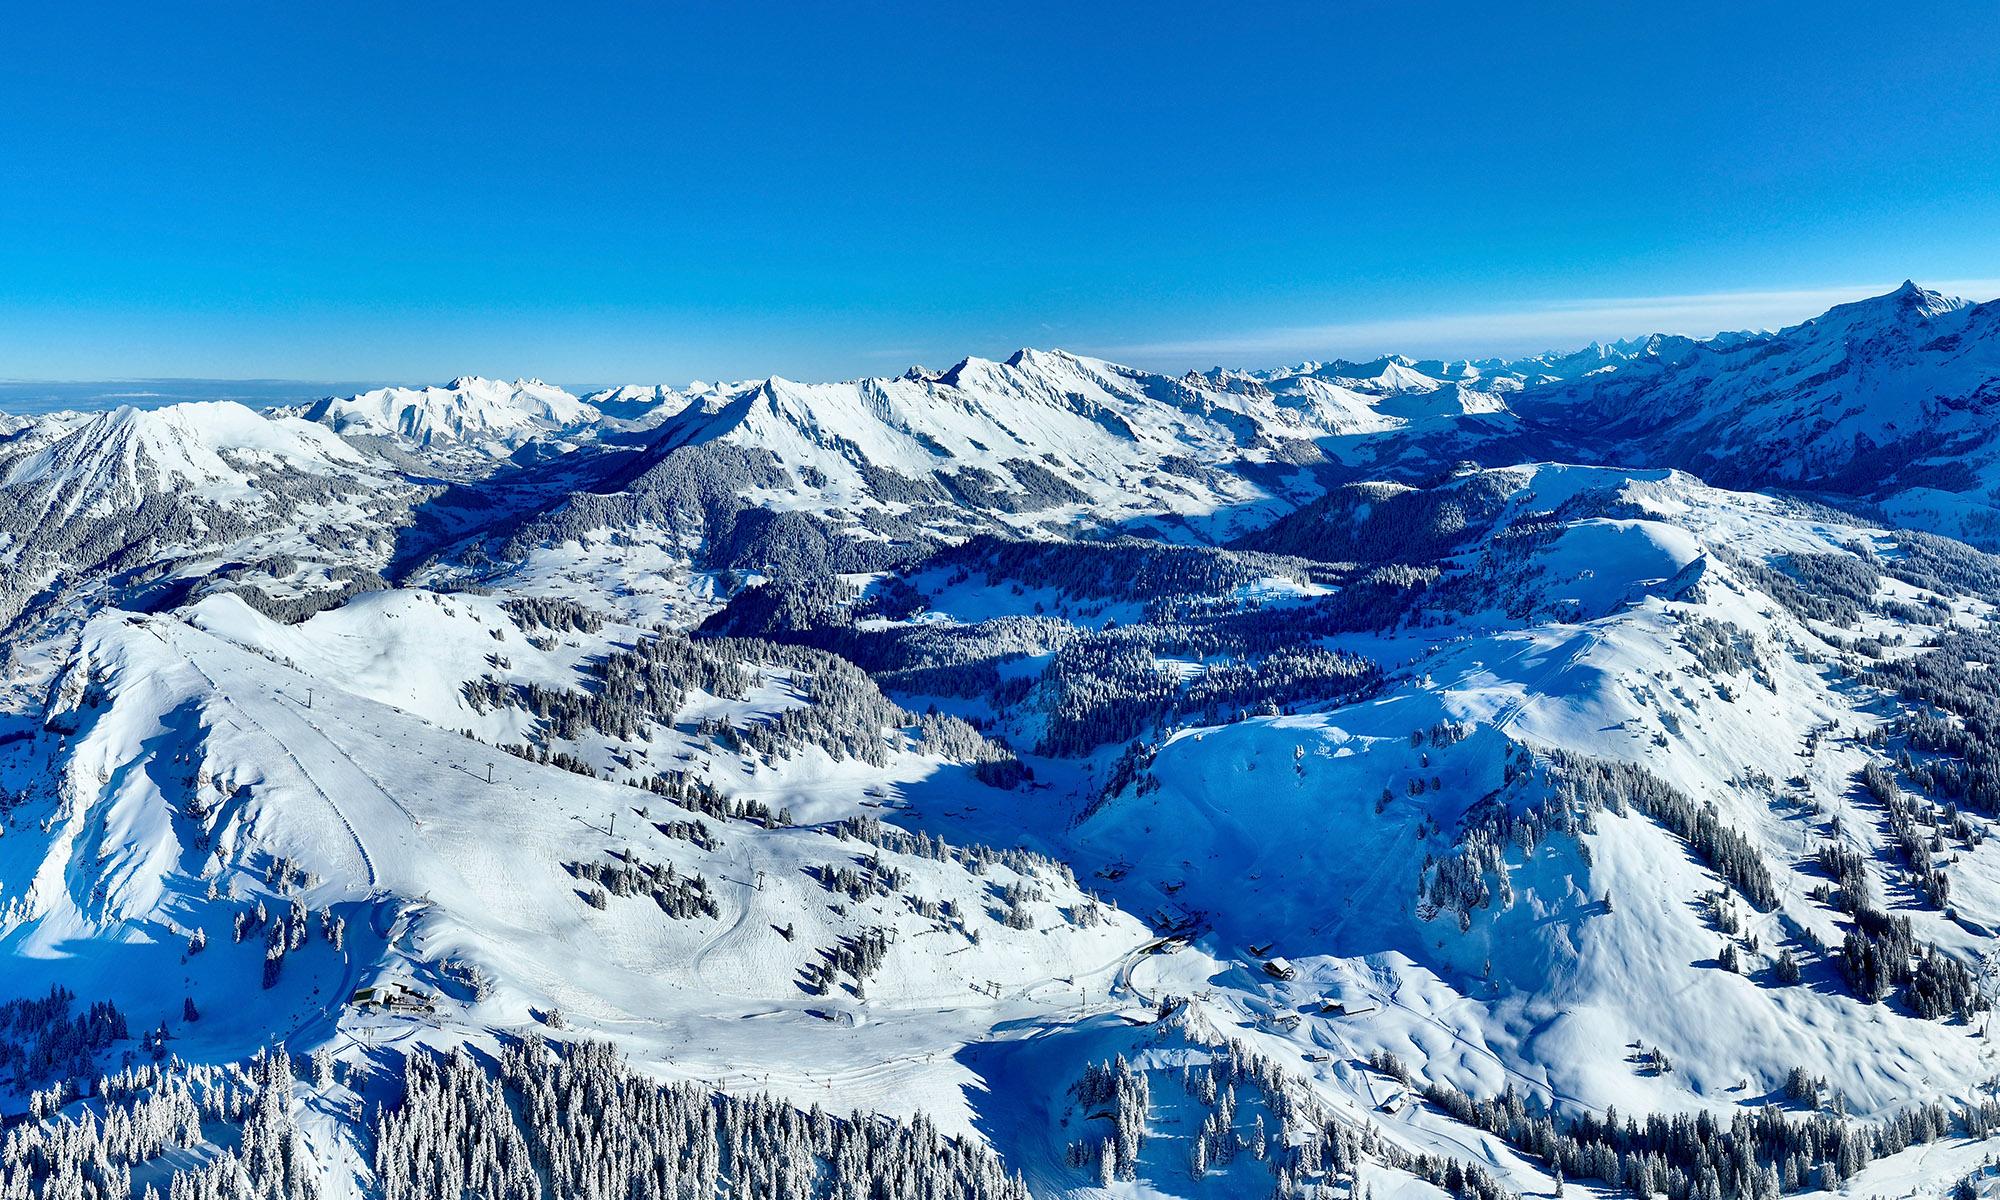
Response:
[9,282,2000,1200]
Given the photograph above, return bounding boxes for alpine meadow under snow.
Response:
[14,284,2000,1200]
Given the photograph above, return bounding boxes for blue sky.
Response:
[4,1,1999,385]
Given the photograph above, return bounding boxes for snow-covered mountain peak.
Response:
[1488,279,2000,548]
[21,284,2000,1200]
[1187,367,1275,398]
[299,375,596,454]
[1322,354,1444,394]
[2,400,361,505]
[579,382,686,419]
[1795,279,1969,339]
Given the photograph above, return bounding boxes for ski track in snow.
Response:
[162,621,384,891]
[690,874,759,984]
[173,616,432,880]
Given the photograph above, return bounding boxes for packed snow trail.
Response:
[1489,627,1604,733]
[158,614,453,904]
[691,874,759,984]
[1113,937,1175,1005]
[1309,815,1417,946]
[284,694,426,828]
[154,620,384,890]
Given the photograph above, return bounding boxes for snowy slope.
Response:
[1517,283,2000,546]
[11,286,2000,1199]
[1075,465,2000,1129]
[0,401,366,517]
[2,597,1151,1143]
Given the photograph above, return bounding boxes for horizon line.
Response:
[4,278,1996,395]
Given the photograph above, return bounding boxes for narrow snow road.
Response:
[1113,936,1174,1005]
[691,874,759,985]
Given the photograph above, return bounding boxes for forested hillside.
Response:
[7,286,2000,1199]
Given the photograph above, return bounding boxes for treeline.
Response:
[1421,1074,1996,1200]
[697,571,856,639]
[1727,550,1879,628]
[696,637,1017,773]
[233,895,343,989]
[706,578,1070,703]
[1424,747,1777,928]
[817,855,908,902]
[832,813,1078,890]
[1544,751,1778,910]
[217,563,387,626]
[805,928,893,997]
[1066,1055,1150,1182]
[633,771,788,828]
[6,1034,1034,1200]
[567,850,720,919]
[500,595,606,634]
[1858,761,1955,908]
[933,459,1089,513]
[1237,473,1520,566]
[1,1047,315,1200]
[1074,1005,1515,1200]
[511,763,792,831]
[0,987,129,1096]
[1036,635,1377,757]
[463,632,748,741]
[1829,906,1984,1019]
[376,1037,1028,1200]
[465,628,1024,779]
[1809,831,1984,1019]
[1457,749,1984,1019]
[1421,743,1587,927]
[928,533,1324,608]
[699,553,1409,761]
[1679,614,1765,680]
[1878,631,2000,814]
[825,815,1104,937]
[1875,529,2000,600]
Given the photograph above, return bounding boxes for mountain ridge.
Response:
[10,281,2000,1200]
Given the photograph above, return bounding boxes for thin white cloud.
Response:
[1096,279,2000,370]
